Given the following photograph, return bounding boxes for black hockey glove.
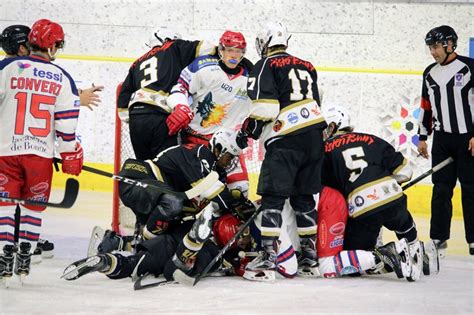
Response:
[241,117,266,141]
[236,130,249,150]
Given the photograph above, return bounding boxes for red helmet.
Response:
[28,19,64,50]
[213,214,241,248]
[219,31,246,50]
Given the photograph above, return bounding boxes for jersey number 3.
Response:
[14,92,56,137]
[342,146,368,182]
[140,57,158,87]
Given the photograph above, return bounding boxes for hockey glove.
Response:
[60,143,84,176]
[166,104,194,135]
[236,130,249,150]
[241,117,265,140]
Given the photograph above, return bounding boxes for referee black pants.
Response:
[431,131,474,244]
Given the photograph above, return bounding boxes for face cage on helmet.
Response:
[255,36,271,58]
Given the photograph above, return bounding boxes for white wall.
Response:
[1,0,473,174]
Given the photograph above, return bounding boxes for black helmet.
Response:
[425,25,457,50]
[1,25,31,55]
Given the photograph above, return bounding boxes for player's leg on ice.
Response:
[0,244,15,287]
[290,194,319,277]
[166,203,215,284]
[244,197,285,281]
[274,203,298,278]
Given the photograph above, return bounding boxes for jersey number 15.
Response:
[14,92,56,137]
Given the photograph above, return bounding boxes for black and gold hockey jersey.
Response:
[246,50,326,144]
[117,39,215,115]
[323,132,412,218]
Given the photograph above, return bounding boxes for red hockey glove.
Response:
[166,104,193,135]
[60,143,84,176]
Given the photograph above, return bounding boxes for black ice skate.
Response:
[14,242,32,284]
[32,238,55,264]
[373,239,411,280]
[1,244,15,288]
[243,240,278,282]
[297,237,320,278]
[62,254,113,281]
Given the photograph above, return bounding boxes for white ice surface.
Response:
[0,190,473,315]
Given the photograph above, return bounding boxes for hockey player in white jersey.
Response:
[167,30,252,196]
[0,19,83,284]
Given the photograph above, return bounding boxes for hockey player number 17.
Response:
[342,146,368,182]
[289,69,314,101]
[14,92,56,137]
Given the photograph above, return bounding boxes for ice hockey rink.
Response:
[0,190,472,315]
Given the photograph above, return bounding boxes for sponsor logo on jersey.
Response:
[269,56,315,71]
[341,265,358,275]
[454,73,464,86]
[329,237,344,248]
[287,112,298,124]
[329,222,345,235]
[16,61,31,74]
[354,196,364,207]
[319,219,327,248]
[30,182,49,195]
[0,190,10,198]
[273,120,283,132]
[29,195,48,203]
[33,67,63,82]
[74,100,81,107]
[366,189,379,201]
[300,107,310,119]
[197,92,229,128]
[348,203,355,215]
[221,83,233,92]
[325,133,375,153]
[0,174,8,186]
[234,88,248,100]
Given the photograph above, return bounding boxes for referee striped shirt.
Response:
[418,54,474,140]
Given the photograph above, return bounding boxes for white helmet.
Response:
[210,128,242,159]
[255,21,290,57]
[323,105,351,130]
[146,27,181,48]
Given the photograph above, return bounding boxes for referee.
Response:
[417,25,474,255]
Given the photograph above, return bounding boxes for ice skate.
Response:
[14,242,32,285]
[62,254,113,281]
[374,239,411,280]
[243,249,277,282]
[297,237,320,278]
[423,240,440,275]
[0,244,15,288]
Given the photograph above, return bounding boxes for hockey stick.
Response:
[0,178,79,209]
[54,158,219,200]
[401,157,453,191]
[133,273,178,290]
[193,206,263,286]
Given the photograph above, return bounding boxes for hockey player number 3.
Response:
[342,146,368,182]
[289,68,313,101]
[139,56,158,87]
[14,92,56,137]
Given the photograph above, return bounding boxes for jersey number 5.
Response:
[342,146,368,182]
[14,92,56,137]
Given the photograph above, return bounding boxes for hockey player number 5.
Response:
[342,146,368,182]
[14,92,56,137]
[140,57,158,87]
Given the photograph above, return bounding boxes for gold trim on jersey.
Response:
[194,177,224,200]
[128,88,171,112]
[145,160,164,182]
[262,99,325,141]
[393,158,413,180]
[250,99,280,121]
[347,176,404,218]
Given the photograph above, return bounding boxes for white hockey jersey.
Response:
[167,55,251,135]
[0,56,80,158]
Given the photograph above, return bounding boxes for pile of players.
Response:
[61,21,440,286]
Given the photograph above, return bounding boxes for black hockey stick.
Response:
[401,157,453,191]
[54,158,218,200]
[133,273,178,290]
[0,178,79,208]
[193,206,263,286]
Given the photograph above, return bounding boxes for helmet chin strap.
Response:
[47,47,59,61]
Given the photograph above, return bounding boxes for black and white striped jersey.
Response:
[418,54,474,140]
